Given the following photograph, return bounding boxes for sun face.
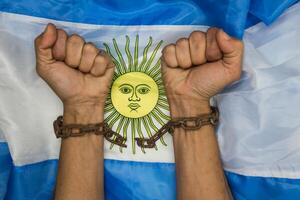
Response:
[103,35,170,154]
[111,72,159,118]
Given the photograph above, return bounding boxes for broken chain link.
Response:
[135,107,219,148]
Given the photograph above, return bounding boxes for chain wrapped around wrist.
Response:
[135,107,219,148]
[53,116,127,147]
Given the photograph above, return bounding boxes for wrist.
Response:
[169,98,211,118]
[63,104,104,124]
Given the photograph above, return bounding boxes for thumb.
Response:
[216,29,243,66]
[35,23,57,61]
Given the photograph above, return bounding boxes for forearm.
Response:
[54,106,104,200]
[172,104,232,200]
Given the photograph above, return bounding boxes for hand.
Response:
[161,28,243,117]
[35,24,114,120]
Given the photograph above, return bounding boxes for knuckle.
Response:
[189,31,206,43]
[57,29,67,37]
[68,34,84,44]
[176,38,188,47]
[162,44,175,53]
[83,42,98,53]
[207,27,219,34]
[162,44,175,58]
[95,54,109,65]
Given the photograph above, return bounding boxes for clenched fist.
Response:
[161,28,243,117]
[35,23,114,119]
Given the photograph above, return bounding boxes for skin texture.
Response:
[35,23,114,200]
[161,28,243,200]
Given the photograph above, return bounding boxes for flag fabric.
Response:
[0,0,300,199]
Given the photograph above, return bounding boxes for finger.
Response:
[34,23,57,61]
[189,31,207,65]
[175,38,192,69]
[79,43,99,73]
[65,34,85,68]
[161,44,178,68]
[216,29,243,81]
[90,51,112,77]
[52,29,67,61]
[206,27,222,62]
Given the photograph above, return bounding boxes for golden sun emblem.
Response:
[111,72,159,118]
[104,35,170,154]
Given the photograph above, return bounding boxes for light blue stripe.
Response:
[0,142,12,200]
[226,171,300,200]
[0,0,251,38]
[5,159,58,200]
[249,0,300,24]
[104,159,176,200]
[1,152,300,199]
[0,0,297,38]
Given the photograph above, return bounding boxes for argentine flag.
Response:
[1,0,300,199]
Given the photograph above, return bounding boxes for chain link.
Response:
[103,124,127,147]
[53,116,127,147]
[54,107,218,149]
[136,107,219,148]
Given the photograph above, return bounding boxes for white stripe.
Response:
[0,11,209,166]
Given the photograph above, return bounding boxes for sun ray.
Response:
[142,40,163,73]
[154,107,170,121]
[138,37,152,71]
[148,59,161,76]
[125,35,133,72]
[145,115,158,132]
[158,97,168,104]
[105,110,119,123]
[159,89,166,95]
[131,118,136,154]
[157,101,169,111]
[104,105,115,113]
[109,116,124,150]
[137,118,146,153]
[108,113,121,128]
[103,43,122,77]
[133,35,139,71]
[105,97,112,104]
[113,73,118,81]
[116,117,126,152]
[152,69,162,81]
[158,84,165,90]
[150,111,165,126]
[146,115,167,146]
[122,117,130,142]
[142,117,158,150]
[113,38,127,74]
[153,72,162,82]
[149,113,168,146]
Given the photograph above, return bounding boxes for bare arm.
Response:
[54,106,104,200]
[34,23,114,200]
[162,28,243,199]
[172,105,232,200]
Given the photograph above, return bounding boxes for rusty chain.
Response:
[54,107,218,149]
[135,107,219,148]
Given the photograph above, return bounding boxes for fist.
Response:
[35,23,114,111]
[161,28,243,117]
